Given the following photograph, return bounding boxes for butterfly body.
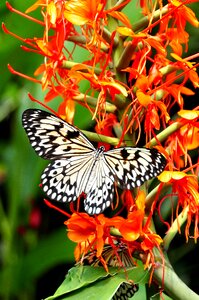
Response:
[22,109,166,215]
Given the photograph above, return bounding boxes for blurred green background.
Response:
[0,1,198,300]
[0,1,78,299]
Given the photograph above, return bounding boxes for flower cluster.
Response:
[66,191,162,269]
[4,0,199,293]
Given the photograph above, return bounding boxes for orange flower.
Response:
[64,0,105,26]
[120,190,135,211]
[64,0,108,48]
[141,233,163,252]
[65,213,107,260]
[159,171,199,240]
[119,210,144,241]
[76,69,128,98]
[169,0,199,28]
[158,0,198,55]
[135,83,170,142]
[113,191,163,248]
[65,191,163,264]
[165,83,195,109]
[165,111,199,169]
[68,65,127,119]
[25,0,46,13]
[95,113,117,150]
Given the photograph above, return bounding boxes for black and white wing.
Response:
[41,153,97,204]
[112,282,139,300]
[22,109,166,215]
[22,109,115,215]
[40,150,115,215]
[84,156,115,215]
[22,109,95,160]
[104,147,166,189]
[22,109,99,212]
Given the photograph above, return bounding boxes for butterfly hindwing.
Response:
[84,156,115,215]
[104,147,166,189]
[41,153,97,204]
[22,109,94,160]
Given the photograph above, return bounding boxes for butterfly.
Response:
[22,109,166,215]
[82,242,135,268]
[81,243,139,300]
[112,282,139,300]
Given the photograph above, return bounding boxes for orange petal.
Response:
[116,26,134,36]
[178,110,199,120]
[158,170,187,182]
[108,11,132,28]
[137,91,152,106]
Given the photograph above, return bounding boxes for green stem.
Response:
[107,0,127,84]
[132,5,169,32]
[163,206,189,251]
[113,94,128,109]
[148,121,184,147]
[81,93,127,110]
[61,60,102,75]
[116,42,137,70]
[82,130,119,146]
[73,94,117,113]
[153,255,199,300]
[145,183,168,209]
[159,65,178,76]
[68,35,109,52]
[101,26,119,47]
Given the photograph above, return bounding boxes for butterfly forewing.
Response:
[22,109,94,160]
[104,147,166,189]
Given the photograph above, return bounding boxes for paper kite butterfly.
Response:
[81,243,139,300]
[22,109,166,215]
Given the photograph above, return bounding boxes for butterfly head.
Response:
[98,145,105,152]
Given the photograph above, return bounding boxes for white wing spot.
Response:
[62,196,67,202]
[51,192,57,199]
[95,207,101,214]
[43,185,48,192]
[47,189,52,196]
[57,194,62,201]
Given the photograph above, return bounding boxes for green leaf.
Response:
[46,265,114,299]
[45,264,149,300]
